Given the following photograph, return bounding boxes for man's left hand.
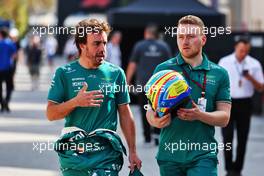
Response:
[128,152,142,173]
[177,101,202,121]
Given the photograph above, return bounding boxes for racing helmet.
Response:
[145,70,191,117]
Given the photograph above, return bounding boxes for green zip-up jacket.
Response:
[54,128,126,173]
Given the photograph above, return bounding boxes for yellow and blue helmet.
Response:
[145,70,191,117]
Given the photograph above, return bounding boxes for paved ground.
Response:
[0,57,263,176]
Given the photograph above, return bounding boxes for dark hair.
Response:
[0,27,9,38]
[235,35,251,46]
[145,23,159,39]
[74,18,112,55]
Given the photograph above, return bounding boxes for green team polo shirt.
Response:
[48,60,130,132]
[154,53,231,163]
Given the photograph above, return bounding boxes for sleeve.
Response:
[115,69,131,105]
[215,69,231,103]
[253,61,264,84]
[47,68,66,103]
[129,42,141,63]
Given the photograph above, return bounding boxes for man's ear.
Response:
[79,43,86,54]
[79,43,85,50]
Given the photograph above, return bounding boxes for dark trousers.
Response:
[0,70,14,108]
[222,98,252,173]
[138,93,160,142]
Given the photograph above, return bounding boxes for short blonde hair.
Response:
[178,15,205,35]
[178,15,205,28]
[75,19,112,55]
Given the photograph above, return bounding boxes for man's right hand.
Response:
[74,82,104,107]
[146,108,171,128]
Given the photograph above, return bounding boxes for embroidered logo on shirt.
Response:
[88,74,97,79]
[65,67,76,73]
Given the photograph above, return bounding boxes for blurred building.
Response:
[199,0,264,31]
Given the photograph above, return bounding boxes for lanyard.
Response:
[181,66,207,97]
[234,60,245,78]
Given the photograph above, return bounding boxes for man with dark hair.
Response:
[46,19,141,176]
[126,24,172,145]
[219,37,264,176]
[0,27,17,112]
[146,15,231,176]
[25,35,42,90]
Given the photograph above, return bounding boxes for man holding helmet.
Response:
[146,15,231,176]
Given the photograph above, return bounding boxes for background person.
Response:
[44,34,57,72]
[0,27,17,112]
[63,35,78,62]
[106,31,122,67]
[25,35,42,90]
[218,37,264,176]
[126,24,172,145]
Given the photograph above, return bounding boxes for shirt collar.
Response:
[176,53,210,71]
[232,53,248,65]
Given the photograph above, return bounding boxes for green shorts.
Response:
[158,158,218,176]
[62,168,119,176]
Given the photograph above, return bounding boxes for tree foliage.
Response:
[0,0,54,38]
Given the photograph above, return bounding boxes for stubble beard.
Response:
[181,49,200,59]
[85,47,104,68]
